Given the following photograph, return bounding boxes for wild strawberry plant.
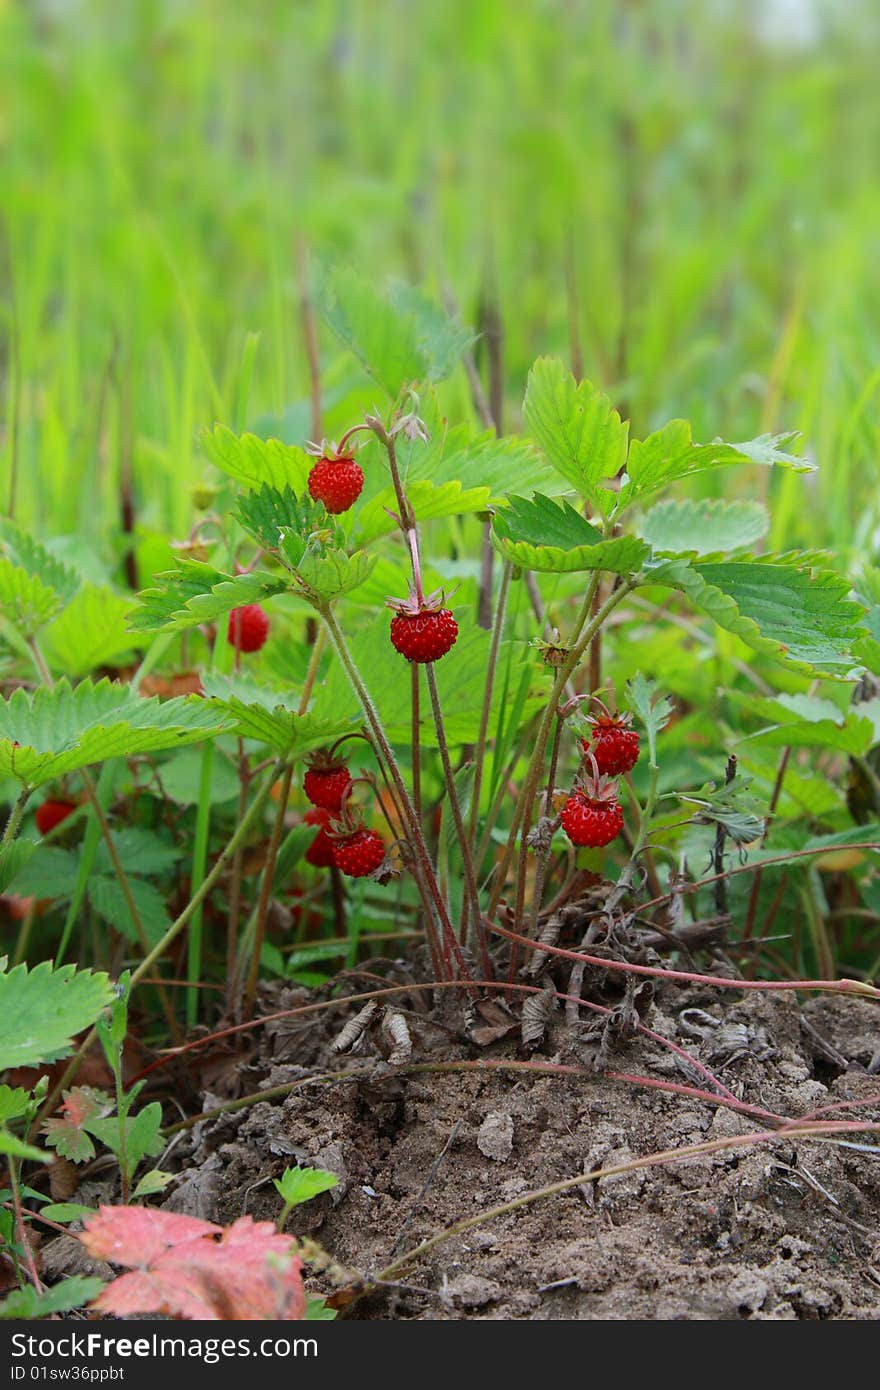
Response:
[2,275,880,1316]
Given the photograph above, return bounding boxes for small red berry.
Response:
[332,828,386,878]
[560,791,624,849]
[307,455,364,514]
[304,808,335,868]
[227,604,270,653]
[581,711,640,777]
[389,607,458,664]
[35,800,76,836]
[303,763,352,813]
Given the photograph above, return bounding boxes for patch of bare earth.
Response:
[125,983,880,1322]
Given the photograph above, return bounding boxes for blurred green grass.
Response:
[2,0,879,560]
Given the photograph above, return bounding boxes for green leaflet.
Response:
[0,961,114,1071]
[42,584,141,676]
[648,558,864,678]
[522,358,628,513]
[313,265,472,394]
[619,423,810,511]
[202,674,352,757]
[639,497,769,556]
[0,678,233,786]
[129,558,288,633]
[491,493,649,575]
[201,425,312,494]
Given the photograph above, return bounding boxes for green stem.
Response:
[243,762,293,1018]
[489,574,634,918]
[2,785,32,845]
[318,604,469,982]
[426,665,490,973]
[36,763,280,1129]
[467,559,512,845]
[186,741,215,1027]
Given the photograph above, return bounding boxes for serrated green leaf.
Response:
[129,558,287,634]
[0,521,80,637]
[647,559,864,678]
[491,494,649,575]
[132,1169,174,1198]
[0,679,233,787]
[294,546,377,601]
[619,424,810,510]
[0,1086,32,1125]
[0,557,65,636]
[314,265,469,393]
[0,960,114,1071]
[202,674,351,757]
[274,1164,340,1207]
[0,1276,105,1319]
[0,838,38,894]
[236,484,337,552]
[202,424,312,493]
[0,1128,47,1162]
[523,358,628,512]
[42,584,140,676]
[639,498,769,556]
[87,875,171,946]
[5,845,79,899]
[86,1102,164,1171]
[626,675,673,765]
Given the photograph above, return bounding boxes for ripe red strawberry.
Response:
[307,453,364,514]
[332,828,386,878]
[303,761,352,812]
[560,781,624,849]
[304,808,335,868]
[581,709,640,777]
[387,590,458,664]
[227,603,270,653]
[35,799,76,836]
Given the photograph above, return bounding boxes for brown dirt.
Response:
[136,981,880,1321]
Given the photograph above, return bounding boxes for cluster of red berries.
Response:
[561,708,640,850]
[301,752,385,879]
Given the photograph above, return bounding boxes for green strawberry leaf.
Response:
[638,497,769,556]
[201,425,312,494]
[0,960,114,1072]
[129,559,287,634]
[0,1276,105,1320]
[619,424,810,511]
[491,493,649,575]
[647,559,864,679]
[522,357,628,513]
[0,679,234,787]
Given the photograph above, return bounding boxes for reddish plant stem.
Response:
[319,605,469,983]
[411,664,422,826]
[131,977,741,1107]
[242,762,293,1018]
[489,921,880,999]
[639,842,880,915]
[426,664,491,975]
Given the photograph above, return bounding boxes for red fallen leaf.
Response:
[80,1207,305,1321]
[43,1086,114,1164]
